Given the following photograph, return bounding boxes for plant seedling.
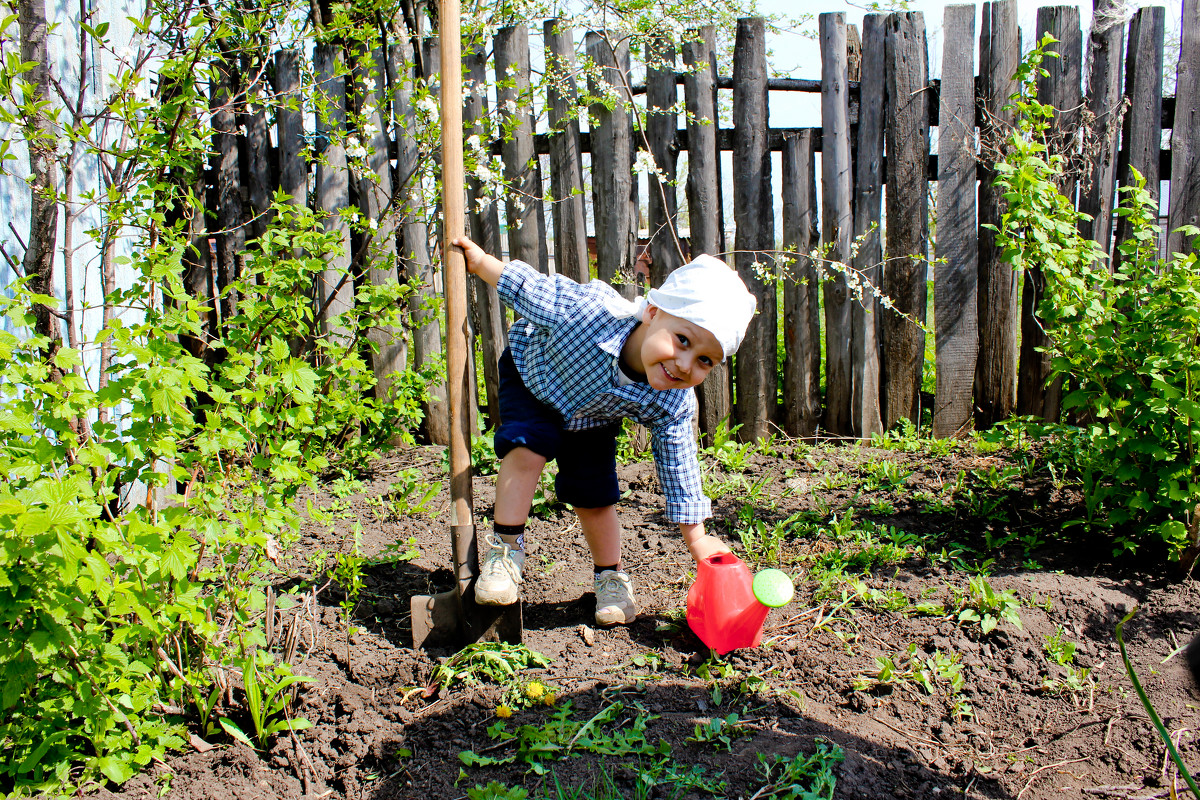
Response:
[954,576,1022,634]
[688,713,749,751]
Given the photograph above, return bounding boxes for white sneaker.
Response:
[594,569,638,626]
[475,534,524,606]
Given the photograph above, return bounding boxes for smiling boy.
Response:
[453,236,756,626]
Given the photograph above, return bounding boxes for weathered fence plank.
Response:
[782,132,822,438]
[934,4,978,439]
[465,44,506,429]
[586,31,637,296]
[1018,6,1080,421]
[851,13,884,439]
[1168,0,1200,257]
[1078,0,1125,256]
[357,46,407,408]
[274,50,306,208]
[732,17,775,442]
[392,35,447,443]
[1114,5,1164,264]
[211,56,244,327]
[243,80,272,243]
[820,12,853,436]
[313,43,353,345]
[646,36,683,288]
[543,19,589,284]
[683,26,730,440]
[975,0,1019,428]
[496,24,549,273]
[881,11,929,429]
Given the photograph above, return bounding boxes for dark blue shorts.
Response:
[495,349,621,509]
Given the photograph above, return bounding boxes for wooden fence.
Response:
[201,0,1200,445]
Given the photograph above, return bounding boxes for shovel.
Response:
[410,0,521,648]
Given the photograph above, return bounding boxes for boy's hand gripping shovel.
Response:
[410,0,521,648]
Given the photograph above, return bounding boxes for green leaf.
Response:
[159,534,194,581]
[52,347,82,370]
[95,754,135,783]
[219,717,255,749]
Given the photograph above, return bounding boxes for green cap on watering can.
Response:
[752,569,794,608]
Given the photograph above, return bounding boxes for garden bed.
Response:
[96,432,1200,800]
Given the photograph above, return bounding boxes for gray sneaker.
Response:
[594,569,638,626]
[475,534,524,606]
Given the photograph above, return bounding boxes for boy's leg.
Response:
[494,447,547,527]
[575,504,639,626]
[476,447,546,605]
[556,423,637,625]
[480,349,559,606]
[576,505,621,568]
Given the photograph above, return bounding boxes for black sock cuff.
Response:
[593,563,620,575]
[494,522,526,551]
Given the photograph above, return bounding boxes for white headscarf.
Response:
[639,254,757,360]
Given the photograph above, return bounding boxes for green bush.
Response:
[989,36,1200,559]
[0,195,419,792]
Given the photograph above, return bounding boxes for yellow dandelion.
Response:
[542,692,557,706]
[525,681,545,700]
[495,704,513,718]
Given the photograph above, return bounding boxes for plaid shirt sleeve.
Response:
[650,397,712,524]
[496,260,586,329]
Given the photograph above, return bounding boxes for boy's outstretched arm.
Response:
[681,523,731,563]
[453,236,505,288]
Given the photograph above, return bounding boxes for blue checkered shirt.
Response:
[497,261,711,524]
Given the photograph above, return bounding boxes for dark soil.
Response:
[97,436,1200,800]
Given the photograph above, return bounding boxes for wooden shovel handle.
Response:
[440,0,472,526]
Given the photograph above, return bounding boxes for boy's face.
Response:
[638,306,724,391]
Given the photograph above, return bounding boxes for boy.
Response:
[453,236,756,626]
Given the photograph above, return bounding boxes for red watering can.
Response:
[686,552,794,654]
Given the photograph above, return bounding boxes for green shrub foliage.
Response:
[989,36,1200,557]
[0,202,417,789]
[0,10,421,784]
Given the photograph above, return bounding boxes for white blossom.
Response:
[633,150,664,180]
[345,137,368,161]
[416,96,438,118]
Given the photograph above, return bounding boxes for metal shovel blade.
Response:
[410,524,523,649]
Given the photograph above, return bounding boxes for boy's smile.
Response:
[621,305,724,391]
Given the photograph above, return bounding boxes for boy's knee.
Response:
[502,446,547,475]
[573,504,616,519]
